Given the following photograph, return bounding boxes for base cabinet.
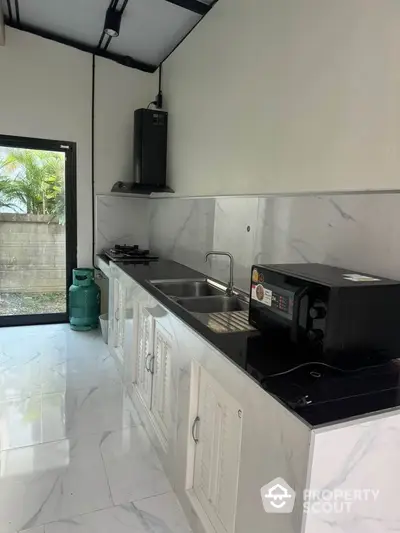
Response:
[134,304,173,451]
[111,265,311,533]
[190,366,243,533]
[136,305,154,411]
[151,322,173,448]
[108,268,127,364]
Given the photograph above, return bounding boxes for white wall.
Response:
[163,0,400,196]
[94,58,154,194]
[0,27,155,266]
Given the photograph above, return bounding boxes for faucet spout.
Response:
[205,251,234,296]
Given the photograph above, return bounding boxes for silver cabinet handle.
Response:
[115,308,119,321]
[145,353,152,372]
[191,416,200,444]
[150,355,155,375]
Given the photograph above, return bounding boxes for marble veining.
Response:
[0,324,191,533]
[95,195,150,254]
[304,413,400,533]
[149,193,400,290]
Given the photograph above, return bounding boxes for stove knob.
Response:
[309,305,326,319]
[307,329,324,342]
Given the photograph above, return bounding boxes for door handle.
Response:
[115,308,119,321]
[145,353,152,372]
[191,416,200,444]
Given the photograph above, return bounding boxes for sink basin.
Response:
[151,279,223,298]
[176,295,248,314]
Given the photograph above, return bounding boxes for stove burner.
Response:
[104,244,158,263]
[112,244,150,256]
[114,244,139,252]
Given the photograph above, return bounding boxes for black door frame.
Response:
[0,134,77,327]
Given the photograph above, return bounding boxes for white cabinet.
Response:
[151,322,173,447]
[191,367,243,533]
[136,305,154,410]
[108,270,127,364]
[134,304,173,451]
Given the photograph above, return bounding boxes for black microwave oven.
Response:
[249,263,400,359]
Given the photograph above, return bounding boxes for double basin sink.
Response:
[151,279,248,314]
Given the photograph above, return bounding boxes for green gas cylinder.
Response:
[69,268,100,331]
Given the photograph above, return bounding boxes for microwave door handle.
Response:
[291,287,308,343]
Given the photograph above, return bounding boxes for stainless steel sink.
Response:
[151,279,223,298]
[151,278,253,333]
[175,295,248,314]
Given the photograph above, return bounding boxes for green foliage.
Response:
[0,149,65,223]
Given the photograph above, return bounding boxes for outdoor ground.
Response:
[0,292,66,315]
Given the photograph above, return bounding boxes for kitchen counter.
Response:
[100,256,400,428]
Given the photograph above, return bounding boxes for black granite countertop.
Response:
[101,257,400,428]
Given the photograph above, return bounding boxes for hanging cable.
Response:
[91,54,96,267]
[147,65,163,109]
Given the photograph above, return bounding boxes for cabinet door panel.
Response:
[193,368,242,533]
[151,323,172,448]
[114,280,126,363]
[136,307,153,410]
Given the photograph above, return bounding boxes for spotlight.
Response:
[104,7,122,37]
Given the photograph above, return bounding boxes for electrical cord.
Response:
[91,54,96,267]
[262,360,392,379]
[147,64,163,109]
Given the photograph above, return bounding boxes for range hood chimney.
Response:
[111,107,174,195]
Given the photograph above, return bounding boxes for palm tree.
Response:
[0,149,65,222]
[0,159,18,211]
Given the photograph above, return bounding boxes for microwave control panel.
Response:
[251,268,295,321]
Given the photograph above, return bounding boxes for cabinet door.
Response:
[114,280,126,363]
[136,306,153,410]
[151,322,172,448]
[193,368,243,533]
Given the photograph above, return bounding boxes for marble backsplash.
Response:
[149,193,400,291]
[96,194,150,254]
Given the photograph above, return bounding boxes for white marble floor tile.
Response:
[0,325,186,533]
[63,385,141,438]
[0,357,42,401]
[3,385,142,448]
[0,434,112,533]
[41,353,121,395]
[0,326,116,401]
[44,493,192,533]
[0,395,43,450]
[100,425,172,505]
[133,492,192,533]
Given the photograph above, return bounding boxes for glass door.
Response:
[0,135,77,327]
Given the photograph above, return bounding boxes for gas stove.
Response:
[104,244,159,263]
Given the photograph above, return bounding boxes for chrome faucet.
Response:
[205,251,234,296]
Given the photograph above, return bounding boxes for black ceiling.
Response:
[2,0,218,72]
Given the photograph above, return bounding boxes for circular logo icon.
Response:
[252,269,259,282]
[256,284,264,301]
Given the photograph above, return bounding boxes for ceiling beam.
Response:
[5,19,157,72]
[164,0,211,16]
[0,5,5,45]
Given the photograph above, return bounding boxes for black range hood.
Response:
[111,181,174,195]
[111,108,174,195]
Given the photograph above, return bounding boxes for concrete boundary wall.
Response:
[0,213,66,293]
